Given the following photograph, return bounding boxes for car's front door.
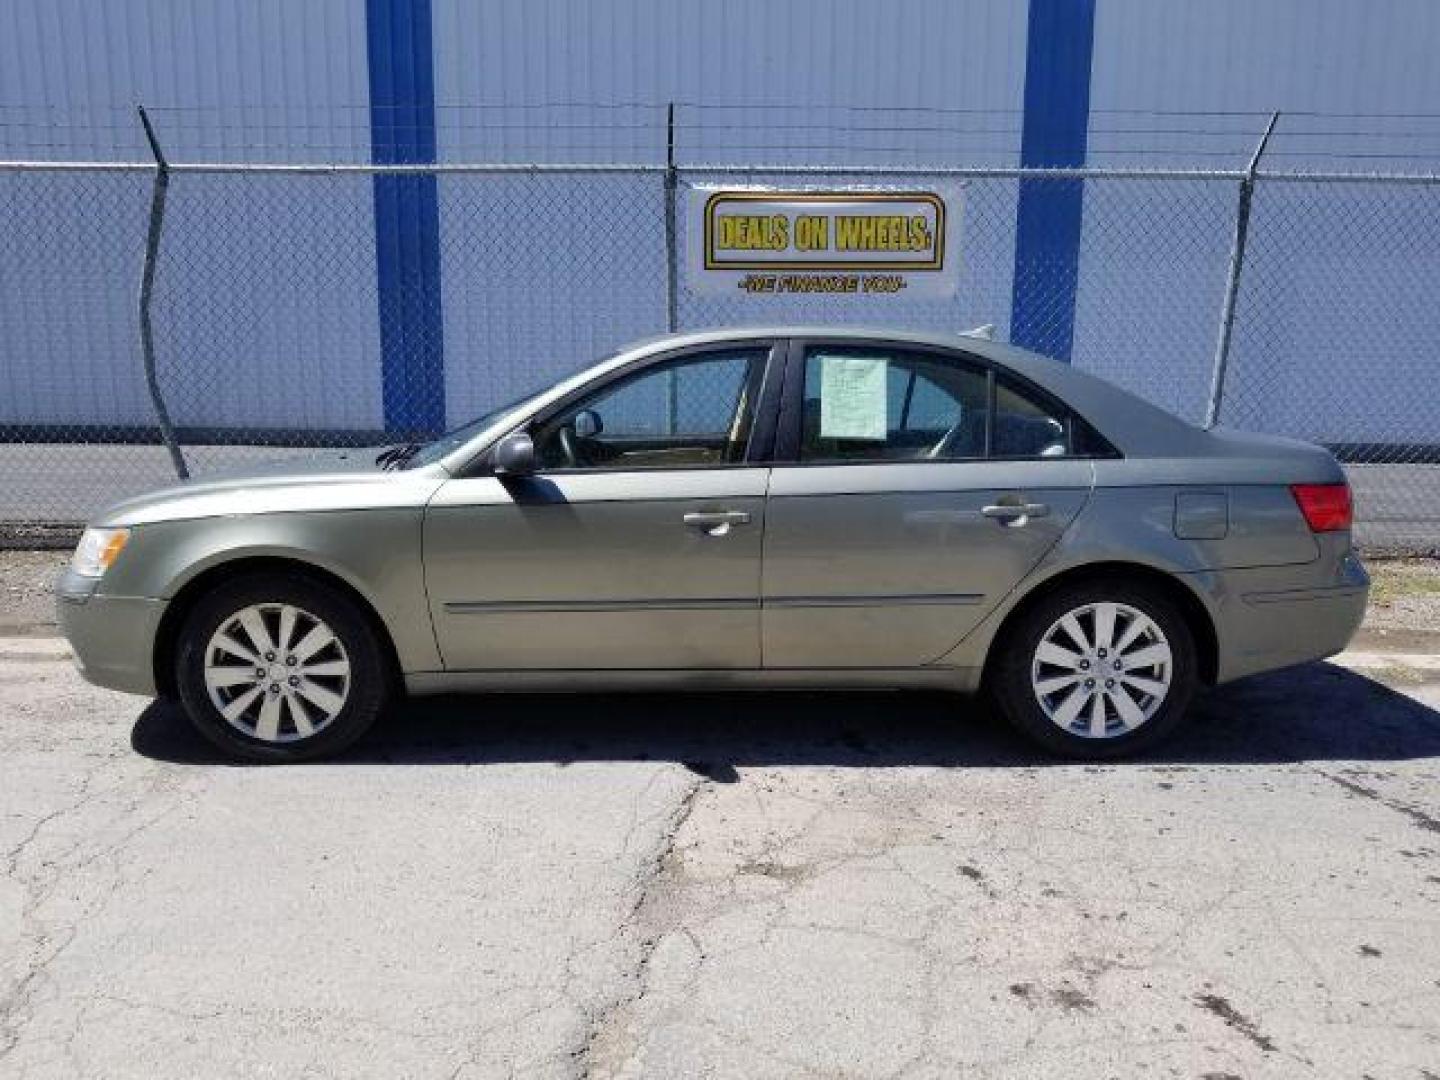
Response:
[424,342,778,671]
[762,341,1096,668]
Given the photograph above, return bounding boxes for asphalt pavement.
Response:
[2,637,1438,1078]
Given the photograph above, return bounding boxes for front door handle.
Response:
[981,501,1050,524]
[683,510,751,535]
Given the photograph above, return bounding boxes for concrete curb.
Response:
[1334,650,1440,671]
[0,636,72,660]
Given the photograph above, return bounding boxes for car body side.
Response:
[57,328,1369,699]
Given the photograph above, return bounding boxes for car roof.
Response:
[617,326,1208,457]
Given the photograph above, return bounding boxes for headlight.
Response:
[71,527,131,578]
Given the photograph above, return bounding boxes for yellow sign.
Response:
[687,187,960,297]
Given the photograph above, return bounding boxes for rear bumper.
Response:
[56,569,165,697]
[1212,551,1369,683]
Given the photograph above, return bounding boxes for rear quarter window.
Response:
[992,376,1117,459]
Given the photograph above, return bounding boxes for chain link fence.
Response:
[1222,175,1440,551]
[1,111,1437,552]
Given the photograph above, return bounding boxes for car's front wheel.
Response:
[988,580,1198,758]
[174,573,392,762]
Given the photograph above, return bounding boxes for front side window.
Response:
[532,347,768,470]
[799,347,989,462]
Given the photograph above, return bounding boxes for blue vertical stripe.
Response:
[366,0,445,434]
[1010,0,1096,362]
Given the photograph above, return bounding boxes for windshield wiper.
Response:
[375,441,424,470]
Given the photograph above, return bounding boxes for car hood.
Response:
[96,450,449,527]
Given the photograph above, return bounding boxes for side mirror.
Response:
[492,431,536,477]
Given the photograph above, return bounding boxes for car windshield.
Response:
[397,353,619,469]
[395,391,544,469]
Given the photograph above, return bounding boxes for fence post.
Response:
[1203,111,1279,429]
[136,105,189,480]
[663,102,679,432]
[663,102,679,333]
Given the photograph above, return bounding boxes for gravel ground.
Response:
[1356,558,1440,653]
[0,643,1437,1078]
[0,552,66,636]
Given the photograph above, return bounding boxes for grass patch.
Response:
[1368,558,1440,606]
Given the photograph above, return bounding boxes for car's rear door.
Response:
[761,339,1095,668]
[424,340,782,671]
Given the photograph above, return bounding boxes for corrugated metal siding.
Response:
[433,0,1027,114]
[0,0,373,162]
[1089,0,1440,171]
[0,0,382,433]
[1079,0,1440,434]
[2,0,1439,441]
[429,0,1031,422]
[430,0,1029,166]
[1092,1,1440,115]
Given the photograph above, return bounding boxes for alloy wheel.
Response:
[1030,601,1173,739]
[202,603,352,743]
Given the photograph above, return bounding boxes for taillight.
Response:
[1290,483,1352,532]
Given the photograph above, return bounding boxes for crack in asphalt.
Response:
[561,752,1440,1077]
[1192,992,1278,1054]
[1318,769,1440,834]
[5,641,1440,1077]
[0,745,201,1070]
[577,767,708,1079]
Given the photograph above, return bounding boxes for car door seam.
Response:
[921,458,1098,667]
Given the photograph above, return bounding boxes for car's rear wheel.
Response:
[174,574,391,763]
[988,580,1198,758]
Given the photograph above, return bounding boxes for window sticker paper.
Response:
[819,354,888,440]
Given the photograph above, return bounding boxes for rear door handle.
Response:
[981,501,1050,523]
[683,510,751,534]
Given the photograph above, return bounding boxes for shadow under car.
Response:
[131,660,1440,771]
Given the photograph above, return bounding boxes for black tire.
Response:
[987,579,1198,759]
[174,573,392,763]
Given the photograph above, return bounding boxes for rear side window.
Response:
[797,345,1115,463]
[799,348,989,462]
[1070,414,1116,457]
[992,376,1118,458]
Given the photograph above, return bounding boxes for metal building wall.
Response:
[423,0,1440,439]
[1077,0,1440,434]
[432,0,1028,121]
[0,0,381,432]
[1091,0,1440,119]
[2,0,1438,442]
[428,0,1032,425]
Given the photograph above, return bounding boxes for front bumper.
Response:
[1213,551,1370,683]
[56,568,165,697]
